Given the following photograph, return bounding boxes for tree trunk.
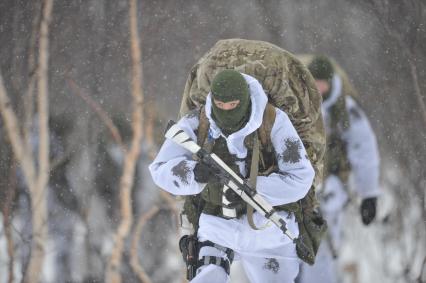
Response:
[105,0,144,281]
[23,0,42,152]
[130,207,159,283]
[24,0,54,281]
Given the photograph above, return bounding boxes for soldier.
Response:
[149,69,316,283]
[298,55,381,283]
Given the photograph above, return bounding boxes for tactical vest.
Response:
[183,104,277,227]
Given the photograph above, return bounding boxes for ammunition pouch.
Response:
[279,197,328,265]
[179,234,199,280]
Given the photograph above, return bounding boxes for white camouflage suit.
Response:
[149,74,315,283]
[298,74,381,283]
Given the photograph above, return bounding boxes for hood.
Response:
[205,73,268,158]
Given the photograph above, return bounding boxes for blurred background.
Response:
[0,0,425,282]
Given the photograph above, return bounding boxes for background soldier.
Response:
[298,55,381,283]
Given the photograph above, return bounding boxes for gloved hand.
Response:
[193,162,220,184]
[360,197,377,225]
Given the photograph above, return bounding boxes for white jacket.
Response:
[322,74,381,200]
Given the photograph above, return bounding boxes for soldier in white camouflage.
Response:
[150,39,326,282]
[297,55,381,283]
[179,40,329,265]
[150,69,316,282]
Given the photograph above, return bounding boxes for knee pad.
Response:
[179,235,234,280]
[196,240,234,276]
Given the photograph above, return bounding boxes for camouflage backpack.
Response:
[179,39,327,265]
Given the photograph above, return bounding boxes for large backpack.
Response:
[179,39,327,264]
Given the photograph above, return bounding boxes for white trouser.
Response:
[298,240,338,283]
[190,211,301,283]
[191,246,300,283]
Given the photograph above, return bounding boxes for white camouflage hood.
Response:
[205,73,268,159]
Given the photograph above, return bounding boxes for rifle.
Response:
[165,121,311,256]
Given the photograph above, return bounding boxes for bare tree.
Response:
[67,77,125,150]
[105,0,144,281]
[24,0,54,281]
[130,206,159,283]
[0,0,53,282]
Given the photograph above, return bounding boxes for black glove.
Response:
[360,197,377,225]
[193,162,220,184]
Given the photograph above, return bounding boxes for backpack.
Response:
[179,39,327,265]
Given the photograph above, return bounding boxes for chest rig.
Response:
[195,104,277,220]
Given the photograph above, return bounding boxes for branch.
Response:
[0,73,36,186]
[66,77,126,151]
[159,191,180,234]
[158,191,186,282]
[144,101,158,160]
[35,0,52,197]
[130,206,159,283]
[23,0,42,151]
[408,61,426,127]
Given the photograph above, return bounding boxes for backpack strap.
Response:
[197,105,210,147]
[187,106,210,233]
[247,104,276,230]
[247,131,263,230]
[258,103,276,152]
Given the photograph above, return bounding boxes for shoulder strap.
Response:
[258,103,276,151]
[197,105,210,146]
[247,132,262,230]
[247,104,277,231]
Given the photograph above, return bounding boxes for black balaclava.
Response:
[210,70,251,134]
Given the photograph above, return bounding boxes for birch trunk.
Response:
[105,0,144,281]
[23,0,54,282]
[130,207,159,283]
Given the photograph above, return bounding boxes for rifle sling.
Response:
[247,131,267,230]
